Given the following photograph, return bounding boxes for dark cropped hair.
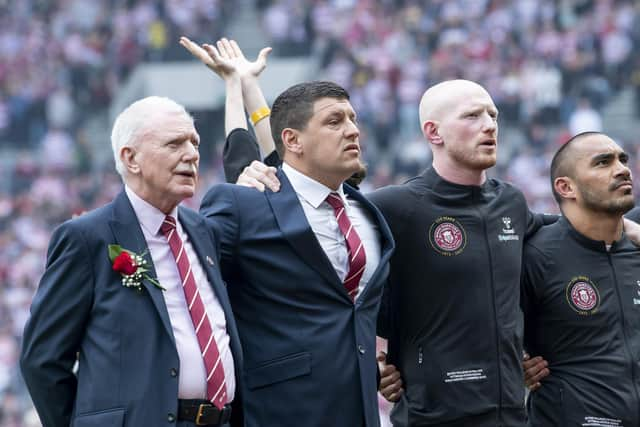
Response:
[270,81,350,156]
[550,131,602,205]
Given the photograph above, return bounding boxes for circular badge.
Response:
[565,277,600,315]
[429,216,467,256]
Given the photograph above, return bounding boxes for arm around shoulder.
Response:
[223,128,262,183]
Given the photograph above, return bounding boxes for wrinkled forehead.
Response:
[142,110,198,141]
[312,97,355,116]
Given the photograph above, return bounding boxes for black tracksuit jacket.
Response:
[522,217,640,427]
[370,167,545,427]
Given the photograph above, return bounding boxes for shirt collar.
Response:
[125,185,179,236]
[282,162,346,208]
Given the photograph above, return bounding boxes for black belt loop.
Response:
[178,399,232,426]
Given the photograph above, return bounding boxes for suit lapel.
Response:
[266,169,346,294]
[108,191,175,344]
[178,208,232,311]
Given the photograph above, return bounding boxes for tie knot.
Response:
[325,192,345,210]
[160,215,177,236]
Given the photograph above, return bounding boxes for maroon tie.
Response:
[160,215,227,409]
[325,192,367,301]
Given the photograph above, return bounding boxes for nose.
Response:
[344,118,360,140]
[614,160,631,180]
[183,141,200,162]
[482,112,497,133]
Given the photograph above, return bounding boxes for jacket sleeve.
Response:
[223,128,262,184]
[525,210,559,239]
[20,222,94,427]
[222,128,282,184]
[200,184,241,269]
[263,150,281,168]
[520,243,545,353]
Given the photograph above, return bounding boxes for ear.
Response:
[281,128,303,155]
[554,176,577,202]
[423,120,443,146]
[121,146,141,175]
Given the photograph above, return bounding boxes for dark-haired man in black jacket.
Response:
[522,132,640,426]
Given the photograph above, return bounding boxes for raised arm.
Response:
[217,39,276,156]
[180,36,246,136]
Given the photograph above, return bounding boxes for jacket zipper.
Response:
[607,252,640,423]
[473,190,503,423]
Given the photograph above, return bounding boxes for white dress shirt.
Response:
[282,163,381,299]
[125,186,235,400]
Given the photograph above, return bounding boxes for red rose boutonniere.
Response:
[108,244,164,291]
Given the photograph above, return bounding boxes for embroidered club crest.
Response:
[429,216,467,256]
[565,276,600,315]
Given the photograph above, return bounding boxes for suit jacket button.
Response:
[167,413,176,422]
[358,345,365,355]
[170,368,178,377]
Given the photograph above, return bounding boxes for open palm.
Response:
[180,36,271,80]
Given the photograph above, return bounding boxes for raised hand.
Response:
[180,36,232,78]
[203,38,272,80]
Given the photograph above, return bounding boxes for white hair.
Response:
[111,96,193,177]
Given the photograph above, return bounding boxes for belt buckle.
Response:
[195,403,210,426]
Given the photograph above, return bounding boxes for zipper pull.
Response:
[418,346,423,365]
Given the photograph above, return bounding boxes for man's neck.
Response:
[563,205,624,245]
[283,159,345,191]
[432,158,487,186]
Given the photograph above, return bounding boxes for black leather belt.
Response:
[177,399,232,426]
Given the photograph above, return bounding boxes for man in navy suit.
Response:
[200,81,395,427]
[20,96,242,427]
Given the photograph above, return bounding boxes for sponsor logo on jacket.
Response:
[498,216,519,242]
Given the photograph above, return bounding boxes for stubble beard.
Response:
[580,185,635,215]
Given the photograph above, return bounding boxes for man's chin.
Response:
[469,157,496,171]
[176,186,196,201]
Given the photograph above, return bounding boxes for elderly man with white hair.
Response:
[20,96,242,427]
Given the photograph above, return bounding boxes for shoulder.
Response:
[54,202,114,239]
[488,178,527,203]
[524,220,567,260]
[368,175,427,212]
[202,183,253,208]
[625,206,640,223]
[43,204,118,266]
[203,182,268,201]
[200,183,272,223]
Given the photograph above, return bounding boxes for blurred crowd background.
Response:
[2,0,640,425]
